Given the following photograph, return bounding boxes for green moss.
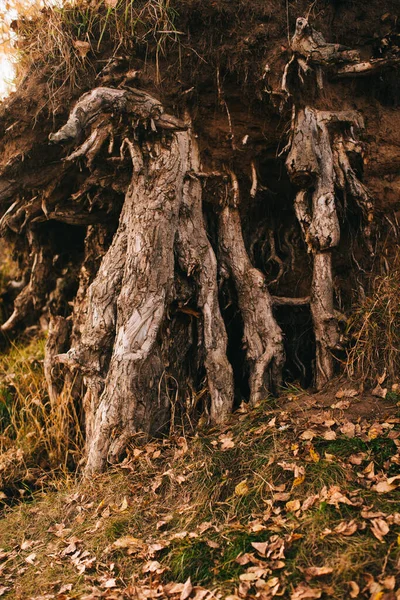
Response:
[314,436,397,469]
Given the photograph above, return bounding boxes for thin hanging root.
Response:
[250,161,258,198]
[176,127,234,424]
[267,229,286,285]
[335,138,374,220]
[219,170,285,405]
[1,236,52,332]
[44,316,71,404]
[311,252,340,389]
[66,123,113,169]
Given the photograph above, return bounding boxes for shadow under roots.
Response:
[219,279,250,409]
[274,304,316,390]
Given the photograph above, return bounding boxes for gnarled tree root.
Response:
[287,107,371,388]
[218,170,285,406]
[176,127,234,424]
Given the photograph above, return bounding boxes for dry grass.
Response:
[13,0,183,104]
[346,256,400,387]
[0,396,399,598]
[0,336,83,493]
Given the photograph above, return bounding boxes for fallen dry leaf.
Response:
[291,582,322,599]
[331,400,350,410]
[112,536,144,555]
[370,518,389,542]
[340,421,356,438]
[220,434,235,450]
[180,577,193,600]
[335,388,358,399]
[335,520,358,536]
[25,552,36,564]
[72,40,91,58]
[372,384,387,399]
[372,480,397,493]
[300,430,316,441]
[251,541,269,556]
[102,578,116,588]
[349,581,360,597]
[304,566,334,579]
[235,480,249,496]
[381,575,396,590]
[286,499,301,512]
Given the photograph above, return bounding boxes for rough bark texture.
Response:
[218,171,284,405]
[0,3,399,471]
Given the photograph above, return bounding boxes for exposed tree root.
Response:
[286,106,372,388]
[219,170,285,406]
[0,11,387,472]
[176,128,234,424]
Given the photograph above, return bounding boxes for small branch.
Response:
[272,295,310,306]
[334,56,400,78]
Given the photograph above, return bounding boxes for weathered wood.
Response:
[311,252,339,389]
[287,106,370,388]
[335,57,400,78]
[48,87,186,145]
[44,316,71,404]
[219,170,284,405]
[291,17,360,66]
[176,127,234,424]
[1,230,53,331]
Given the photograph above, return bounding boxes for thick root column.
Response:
[85,138,184,473]
[176,129,234,423]
[50,88,237,472]
[219,171,284,405]
[287,107,372,388]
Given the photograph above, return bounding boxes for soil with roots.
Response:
[0,0,400,472]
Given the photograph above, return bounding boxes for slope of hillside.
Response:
[1,386,400,599]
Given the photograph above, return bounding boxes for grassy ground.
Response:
[1,374,400,599]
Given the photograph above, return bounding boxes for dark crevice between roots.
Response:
[274,305,316,389]
[219,279,250,409]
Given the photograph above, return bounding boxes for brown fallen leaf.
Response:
[291,582,322,599]
[180,577,193,600]
[340,421,356,438]
[72,40,91,58]
[326,486,355,507]
[304,566,334,579]
[331,400,350,410]
[300,430,316,441]
[251,541,269,556]
[334,520,358,536]
[25,552,36,564]
[220,434,235,450]
[348,581,360,598]
[286,499,301,512]
[372,384,387,399]
[381,575,396,590]
[335,388,358,399]
[235,480,249,496]
[370,518,389,542]
[372,480,397,493]
[102,578,117,589]
[112,535,144,555]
